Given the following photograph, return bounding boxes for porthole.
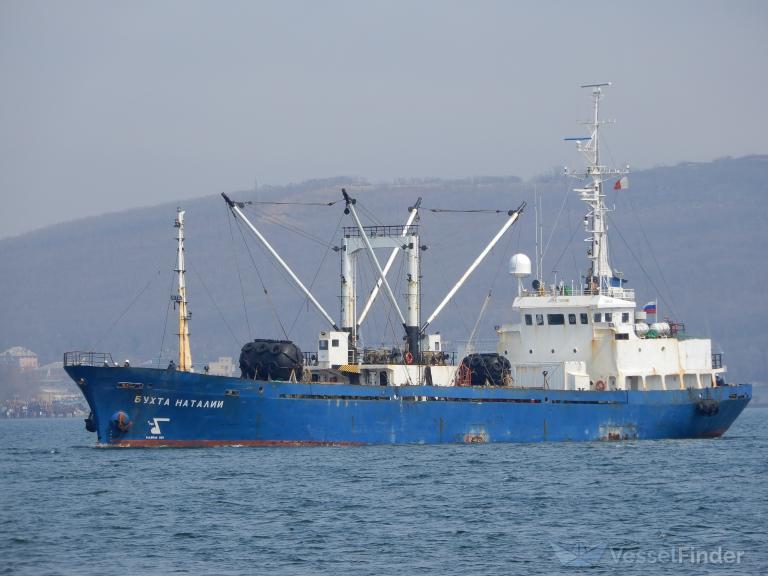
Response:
[573,348,578,353]
[529,349,533,354]
[551,349,555,354]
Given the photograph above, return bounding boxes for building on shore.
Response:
[207,356,235,377]
[0,346,39,371]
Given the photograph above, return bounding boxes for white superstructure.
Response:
[223,85,725,392]
[497,84,722,392]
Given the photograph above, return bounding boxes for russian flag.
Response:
[643,301,657,314]
[614,176,629,190]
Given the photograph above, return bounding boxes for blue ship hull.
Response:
[65,364,752,446]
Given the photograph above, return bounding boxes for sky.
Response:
[1,0,766,239]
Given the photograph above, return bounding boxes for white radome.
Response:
[509,253,532,277]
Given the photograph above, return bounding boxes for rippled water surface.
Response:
[1,408,766,575]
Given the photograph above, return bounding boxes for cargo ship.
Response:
[64,84,751,446]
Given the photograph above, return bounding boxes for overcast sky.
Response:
[1,1,766,238]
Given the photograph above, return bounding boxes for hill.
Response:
[1,156,766,385]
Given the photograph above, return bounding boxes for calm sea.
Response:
[1,408,766,576]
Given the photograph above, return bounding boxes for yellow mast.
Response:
[174,208,192,371]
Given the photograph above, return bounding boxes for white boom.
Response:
[222,193,339,330]
[422,203,525,331]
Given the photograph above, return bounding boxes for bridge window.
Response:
[622,312,630,323]
[568,314,577,325]
[331,339,339,347]
[594,313,602,323]
[319,340,329,350]
[536,314,544,326]
[547,314,565,325]
[525,314,533,326]
[605,312,613,322]
[580,313,588,324]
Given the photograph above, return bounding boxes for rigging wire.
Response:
[461,212,519,353]
[393,252,407,340]
[243,205,335,248]
[550,212,584,276]
[542,175,584,282]
[607,214,678,319]
[466,292,493,356]
[232,216,289,340]
[356,201,385,226]
[542,180,572,260]
[287,210,345,337]
[358,237,406,351]
[389,253,415,386]
[623,191,680,315]
[358,256,381,347]
[433,252,473,336]
[239,199,339,207]
[227,207,252,339]
[603,131,680,313]
[189,264,241,347]
[365,238,402,347]
[426,208,510,214]
[355,255,372,345]
[236,207,336,333]
[568,127,675,314]
[567,198,582,282]
[418,203,522,344]
[91,270,160,351]
[490,215,518,290]
[156,269,176,367]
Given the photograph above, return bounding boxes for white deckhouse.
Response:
[497,84,722,393]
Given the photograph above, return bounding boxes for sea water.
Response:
[1,408,766,575]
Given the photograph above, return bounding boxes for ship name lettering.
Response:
[132,395,224,409]
[131,395,172,406]
[172,398,224,409]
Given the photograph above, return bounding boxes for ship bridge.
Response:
[498,281,720,394]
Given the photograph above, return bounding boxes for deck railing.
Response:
[343,224,418,238]
[521,286,635,301]
[302,349,457,366]
[63,351,115,367]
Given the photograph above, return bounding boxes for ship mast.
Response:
[572,83,627,294]
[174,208,192,371]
